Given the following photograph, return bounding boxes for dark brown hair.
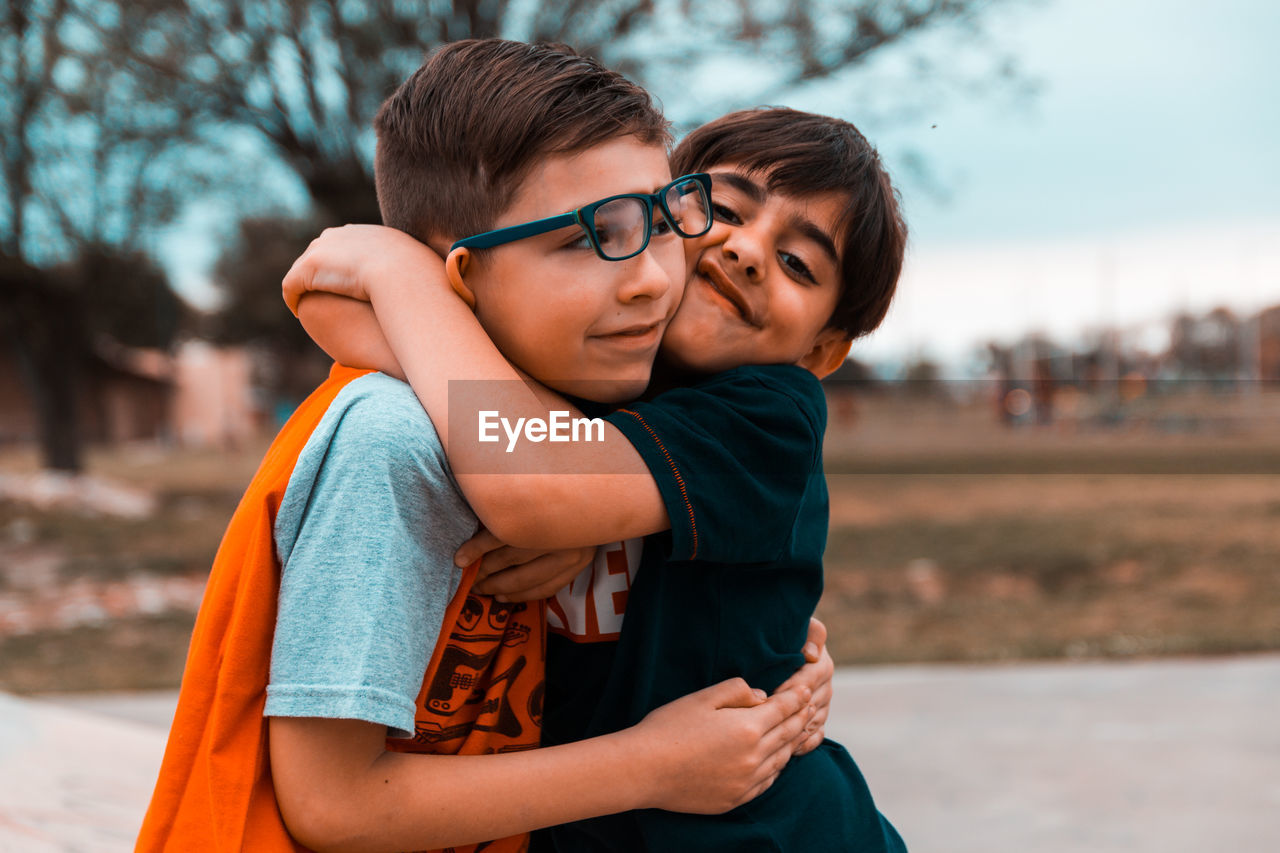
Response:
[671,108,906,340]
[374,39,669,249]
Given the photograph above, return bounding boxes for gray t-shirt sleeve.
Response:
[265,373,478,738]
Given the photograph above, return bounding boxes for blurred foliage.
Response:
[88,0,1008,221]
[207,216,333,401]
[61,246,186,349]
[2,0,206,470]
[3,0,1018,469]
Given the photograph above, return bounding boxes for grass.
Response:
[3,392,1280,691]
[0,614,196,693]
[817,392,1280,664]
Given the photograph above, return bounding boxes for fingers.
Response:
[803,616,828,662]
[282,253,313,314]
[774,658,822,699]
[740,699,816,804]
[745,684,810,733]
[700,677,768,710]
[472,555,586,601]
[454,527,505,572]
[789,686,828,756]
[792,724,826,756]
[741,738,794,804]
[761,690,813,747]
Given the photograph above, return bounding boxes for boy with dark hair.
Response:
[285,106,908,851]
[138,42,819,853]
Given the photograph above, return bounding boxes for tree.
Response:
[1169,307,1241,379]
[95,0,1014,225]
[1,0,195,470]
[5,1,1021,466]
[83,0,1016,364]
[208,215,333,403]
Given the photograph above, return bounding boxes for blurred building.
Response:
[1257,305,1280,382]
[170,340,257,449]
[0,339,258,450]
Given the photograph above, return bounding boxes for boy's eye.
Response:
[565,230,594,251]
[594,225,619,250]
[652,215,674,237]
[780,251,815,283]
[711,202,741,225]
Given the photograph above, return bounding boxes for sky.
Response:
[163,0,1280,373]
[809,0,1280,370]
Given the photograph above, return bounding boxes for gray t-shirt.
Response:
[264,372,477,738]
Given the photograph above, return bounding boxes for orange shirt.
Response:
[137,365,543,853]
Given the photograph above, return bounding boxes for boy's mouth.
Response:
[696,259,760,327]
[590,319,665,349]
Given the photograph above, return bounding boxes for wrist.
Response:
[610,726,665,811]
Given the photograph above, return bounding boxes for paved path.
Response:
[3,654,1278,852]
[829,655,1280,852]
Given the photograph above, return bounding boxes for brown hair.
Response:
[671,108,906,340]
[374,39,670,250]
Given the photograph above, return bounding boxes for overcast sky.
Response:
[823,0,1280,368]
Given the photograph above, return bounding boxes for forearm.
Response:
[371,272,538,451]
[281,225,668,545]
[370,274,667,547]
[272,678,810,851]
[276,722,650,850]
[297,293,404,379]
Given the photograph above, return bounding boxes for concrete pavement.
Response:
[829,655,1280,852]
[3,654,1278,852]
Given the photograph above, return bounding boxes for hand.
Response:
[455,527,595,601]
[627,678,814,815]
[774,617,834,756]
[282,224,441,314]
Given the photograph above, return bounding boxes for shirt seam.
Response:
[616,407,698,559]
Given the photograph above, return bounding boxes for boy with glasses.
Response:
[287,105,908,850]
[138,41,826,853]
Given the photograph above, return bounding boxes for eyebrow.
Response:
[710,171,840,267]
[710,171,766,204]
[792,218,840,267]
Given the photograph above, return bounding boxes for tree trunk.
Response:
[25,341,83,473]
[0,261,85,473]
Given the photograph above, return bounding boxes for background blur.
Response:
[1,0,1277,693]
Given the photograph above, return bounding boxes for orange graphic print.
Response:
[388,564,546,853]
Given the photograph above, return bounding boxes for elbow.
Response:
[460,477,565,550]
[276,784,369,853]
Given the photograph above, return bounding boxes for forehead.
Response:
[498,137,673,225]
[710,165,849,257]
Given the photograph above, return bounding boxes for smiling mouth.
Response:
[697,261,759,327]
[591,321,664,347]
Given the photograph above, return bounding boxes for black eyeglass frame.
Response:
[449,173,713,262]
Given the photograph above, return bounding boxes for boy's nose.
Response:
[616,245,673,303]
[722,232,764,283]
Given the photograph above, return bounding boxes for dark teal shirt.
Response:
[542,365,905,852]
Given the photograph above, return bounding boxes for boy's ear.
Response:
[797,327,854,379]
[444,247,477,309]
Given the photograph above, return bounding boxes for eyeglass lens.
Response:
[588,178,711,260]
[663,177,711,237]
[591,197,650,260]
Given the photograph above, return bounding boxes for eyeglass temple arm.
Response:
[450,211,581,252]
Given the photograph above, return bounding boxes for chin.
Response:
[553,374,650,405]
[659,343,734,376]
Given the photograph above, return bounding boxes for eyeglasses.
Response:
[450,173,713,262]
